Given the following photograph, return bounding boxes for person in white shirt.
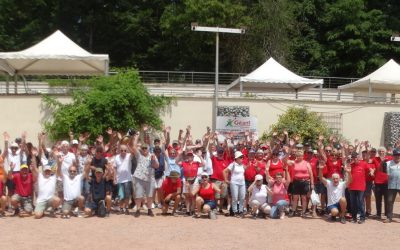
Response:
[57,153,85,219]
[57,141,77,200]
[223,151,246,218]
[248,174,271,219]
[32,162,60,219]
[318,161,352,224]
[114,144,133,214]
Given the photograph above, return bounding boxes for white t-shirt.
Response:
[115,153,132,184]
[228,162,245,185]
[63,174,83,201]
[326,180,346,206]
[61,152,76,177]
[250,184,268,204]
[37,174,57,203]
[7,148,27,172]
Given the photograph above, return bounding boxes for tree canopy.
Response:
[1,0,400,77]
[42,69,172,141]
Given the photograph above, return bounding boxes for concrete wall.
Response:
[0,95,399,148]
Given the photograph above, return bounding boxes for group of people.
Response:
[0,127,399,224]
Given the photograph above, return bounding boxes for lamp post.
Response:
[191,23,245,130]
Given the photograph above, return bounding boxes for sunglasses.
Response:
[141,147,148,150]
[11,147,18,150]
[69,170,77,173]
[201,176,208,179]
[121,150,127,152]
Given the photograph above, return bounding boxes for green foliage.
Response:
[265,106,335,144]
[42,69,172,141]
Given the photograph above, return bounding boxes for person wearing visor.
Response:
[192,172,220,219]
[160,170,182,216]
[224,151,246,218]
[248,174,270,219]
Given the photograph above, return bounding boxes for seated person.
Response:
[248,174,270,219]
[160,170,182,216]
[192,172,220,219]
[318,160,352,224]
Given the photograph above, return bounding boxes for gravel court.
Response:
[1,203,400,250]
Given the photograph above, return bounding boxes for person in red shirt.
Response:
[160,171,182,216]
[373,146,391,219]
[266,150,284,180]
[8,164,37,216]
[348,151,371,224]
[192,172,220,219]
[210,147,229,213]
[363,149,377,217]
[0,156,6,217]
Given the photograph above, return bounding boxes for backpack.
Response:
[97,200,106,218]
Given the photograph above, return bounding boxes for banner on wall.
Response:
[216,116,257,132]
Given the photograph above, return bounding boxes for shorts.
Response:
[315,182,327,195]
[6,179,15,193]
[34,198,55,213]
[56,180,63,193]
[327,202,341,213]
[182,178,199,194]
[211,179,227,199]
[202,200,217,210]
[62,199,79,212]
[365,181,373,196]
[11,194,33,212]
[155,177,164,189]
[292,180,310,195]
[118,181,133,200]
[134,177,155,199]
[85,199,102,211]
[287,183,294,194]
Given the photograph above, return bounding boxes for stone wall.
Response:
[384,112,400,148]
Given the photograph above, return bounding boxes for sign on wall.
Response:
[216,116,257,132]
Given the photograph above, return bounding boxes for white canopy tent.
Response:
[338,59,400,97]
[0,30,109,76]
[225,57,323,98]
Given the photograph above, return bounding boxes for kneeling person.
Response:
[248,174,271,219]
[192,172,220,219]
[160,170,182,215]
[85,167,113,217]
[8,164,36,216]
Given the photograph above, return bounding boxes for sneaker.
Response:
[77,211,83,218]
[358,219,365,224]
[383,218,392,223]
[151,203,155,209]
[125,208,130,215]
[209,210,217,220]
[288,211,295,217]
[105,212,110,217]
[351,219,357,224]
[13,207,20,216]
[280,212,285,220]
[143,204,148,210]
[134,210,141,218]
[239,212,245,219]
[157,203,163,209]
[252,213,257,220]
[148,209,155,217]
[330,215,337,222]
[340,217,346,224]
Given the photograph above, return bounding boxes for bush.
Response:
[42,69,172,141]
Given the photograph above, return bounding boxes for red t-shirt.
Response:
[327,158,343,178]
[349,161,368,191]
[245,160,266,182]
[365,160,376,182]
[182,161,200,179]
[210,156,228,181]
[308,157,319,183]
[0,181,3,197]
[161,177,182,196]
[13,173,33,197]
[374,156,390,184]
[199,183,215,201]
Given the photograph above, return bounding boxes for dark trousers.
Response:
[345,188,351,212]
[374,183,388,216]
[349,190,365,221]
[387,189,400,220]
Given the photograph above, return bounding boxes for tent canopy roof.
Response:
[338,59,400,92]
[226,57,323,92]
[0,30,109,76]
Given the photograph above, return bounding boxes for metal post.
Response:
[214,32,219,130]
[14,74,17,94]
[319,83,323,101]
[6,75,9,94]
[368,79,372,100]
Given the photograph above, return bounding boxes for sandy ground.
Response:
[1,203,400,250]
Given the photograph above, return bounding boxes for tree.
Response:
[264,106,335,145]
[42,69,172,141]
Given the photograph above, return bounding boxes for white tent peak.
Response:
[338,59,400,92]
[0,30,109,76]
[226,57,323,97]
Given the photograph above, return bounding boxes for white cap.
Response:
[80,144,89,150]
[72,139,79,145]
[234,151,244,159]
[10,142,19,148]
[255,174,263,181]
[201,172,209,177]
[61,140,69,146]
[43,165,52,171]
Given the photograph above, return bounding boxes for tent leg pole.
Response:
[295,89,298,99]
[338,90,341,101]
[14,75,17,94]
[240,82,243,97]
[368,79,372,102]
[319,83,322,101]
[6,75,9,94]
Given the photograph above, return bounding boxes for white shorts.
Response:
[182,178,199,194]
[134,177,155,199]
[154,177,164,189]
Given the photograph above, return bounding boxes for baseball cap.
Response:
[234,151,243,159]
[255,174,263,181]
[141,143,149,149]
[80,144,89,150]
[43,165,52,171]
[61,140,69,146]
[72,139,79,145]
[20,164,29,170]
[15,138,22,143]
[10,142,19,148]
[393,148,400,156]
[95,168,104,173]
[201,172,209,177]
[296,143,304,148]
[351,152,359,158]
[172,140,179,145]
[256,149,264,154]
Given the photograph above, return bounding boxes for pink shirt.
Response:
[272,181,288,205]
[293,160,310,180]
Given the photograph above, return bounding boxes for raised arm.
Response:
[2,132,10,159]
[30,149,39,183]
[56,155,63,178]
[317,162,328,187]
[343,163,352,186]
